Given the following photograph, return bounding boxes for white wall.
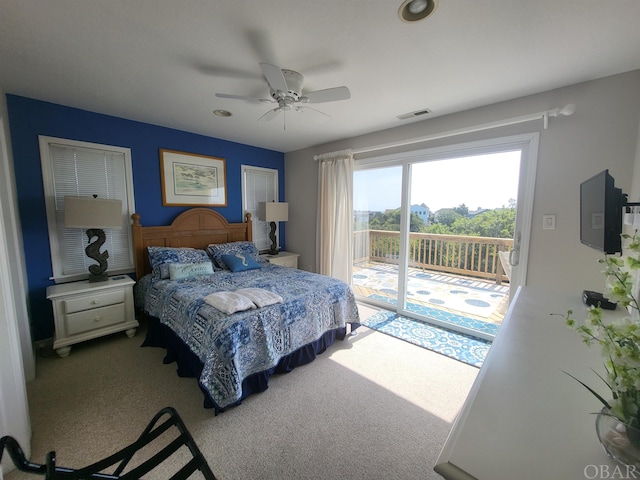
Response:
[285,70,640,294]
[0,87,32,474]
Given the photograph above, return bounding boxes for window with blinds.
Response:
[241,165,279,252]
[39,136,136,283]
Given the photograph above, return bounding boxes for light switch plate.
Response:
[543,214,556,230]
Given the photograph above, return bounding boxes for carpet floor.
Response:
[5,314,479,480]
[360,309,492,368]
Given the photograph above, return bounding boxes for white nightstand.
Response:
[46,275,138,357]
[261,251,299,268]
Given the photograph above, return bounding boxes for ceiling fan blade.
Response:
[302,86,351,104]
[197,64,262,80]
[299,60,343,76]
[247,30,278,65]
[257,108,282,122]
[259,63,289,94]
[215,93,273,103]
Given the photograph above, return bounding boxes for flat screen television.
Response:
[580,169,625,254]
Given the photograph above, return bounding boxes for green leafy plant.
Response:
[563,233,640,441]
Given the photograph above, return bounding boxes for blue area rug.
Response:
[361,310,492,367]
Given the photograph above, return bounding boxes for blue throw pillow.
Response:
[221,253,262,272]
[207,241,260,270]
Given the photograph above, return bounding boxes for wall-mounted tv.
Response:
[580,169,625,254]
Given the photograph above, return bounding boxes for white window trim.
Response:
[241,165,280,252]
[39,136,136,283]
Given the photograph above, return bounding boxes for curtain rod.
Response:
[313,149,353,162]
[314,104,575,160]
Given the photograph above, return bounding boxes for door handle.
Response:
[509,232,521,266]
[509,248,519,266]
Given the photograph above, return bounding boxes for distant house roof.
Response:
[468,208,489,217]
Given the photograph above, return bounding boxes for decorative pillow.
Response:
[147,246,213,279]
[207,241,260,270]
[221,253,262,272]
[169,261,215,280]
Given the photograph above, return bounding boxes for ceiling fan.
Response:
[215,63,350,125]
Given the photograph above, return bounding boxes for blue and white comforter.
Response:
[136,263,359,408]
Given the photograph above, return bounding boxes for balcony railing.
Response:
[354,230,513,285]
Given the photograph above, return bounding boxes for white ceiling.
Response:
[2,1,640,153]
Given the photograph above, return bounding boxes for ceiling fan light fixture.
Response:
[270,69,304,100]
[398,0,437,23]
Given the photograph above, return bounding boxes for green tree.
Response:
[425,206,516,239]
[369,208,425,232]
[454,204,469,216]
[434,208,462,227]
[365,204,516,239]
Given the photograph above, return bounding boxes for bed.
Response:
[131,208,360,414]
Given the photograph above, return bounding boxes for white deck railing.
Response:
[354,230,513,285]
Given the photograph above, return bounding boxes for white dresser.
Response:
[46,276,138,357]
[261,251,299,268]
[435,286,619,479]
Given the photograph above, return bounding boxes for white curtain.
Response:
[316,151,354,282]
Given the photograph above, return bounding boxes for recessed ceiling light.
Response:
[398,0,437,23]
[213,109,232,117]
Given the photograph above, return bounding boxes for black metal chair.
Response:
[0,407,216,480]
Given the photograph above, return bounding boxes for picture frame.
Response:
[159,149,227,206]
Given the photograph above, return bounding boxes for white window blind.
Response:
[241,165,278,252]
[40,136,136,282]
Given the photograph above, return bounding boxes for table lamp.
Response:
[258,202,288,255]
[64,195,123,282]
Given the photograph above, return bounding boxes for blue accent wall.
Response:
[6,94,285,341]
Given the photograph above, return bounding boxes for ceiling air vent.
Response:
[397,108,432,120]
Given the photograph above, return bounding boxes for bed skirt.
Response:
[141,316,347,414]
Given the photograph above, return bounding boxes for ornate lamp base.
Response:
[268,221,279,255]
[85,228,110,282]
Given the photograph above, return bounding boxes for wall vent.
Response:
[397,108,432,120]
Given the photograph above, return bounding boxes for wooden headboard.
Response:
[131,208,252,279]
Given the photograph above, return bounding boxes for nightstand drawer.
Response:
[261,251,299,268]
[66,303,125,336]
[64,289,125,314]
[274,256,298,268]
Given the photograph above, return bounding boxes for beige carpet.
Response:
[6,305,478,480]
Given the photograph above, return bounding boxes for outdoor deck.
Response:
[352,262,510,332]
[352,230,513,335]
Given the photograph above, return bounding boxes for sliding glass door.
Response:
[401,152,520,339]
[353,165,403,306]
[352,134,538,340]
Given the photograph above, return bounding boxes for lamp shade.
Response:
[258,202,288,222]
[64,196,123,229]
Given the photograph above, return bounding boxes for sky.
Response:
[354,150,521,213]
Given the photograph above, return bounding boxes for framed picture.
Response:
[160,149,227,206]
